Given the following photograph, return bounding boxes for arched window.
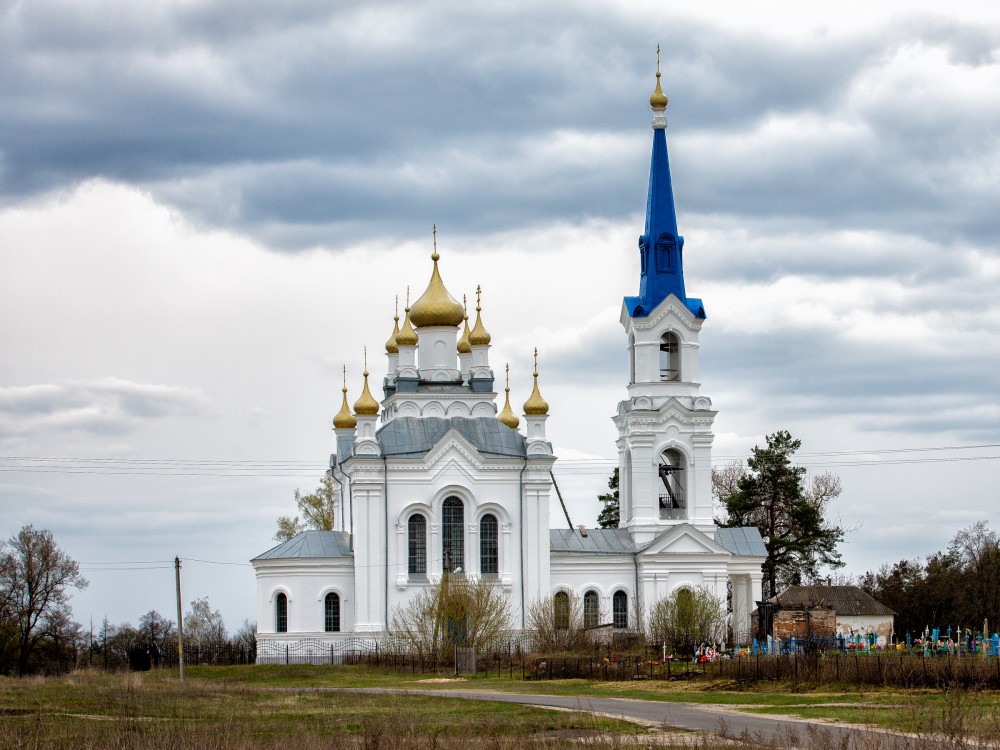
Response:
[553,591,570,630]
[659,332,680,381]
[658,448,686,519]
[583,590,599,628]
[480,513,498,577]
[408,513,427,576]
[275,592,287,633]
[442,496,464,574]
[613,591,628,629]
[324,592,340,632]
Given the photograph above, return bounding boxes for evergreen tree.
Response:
[719,431,844,599]
[597,468,620,528]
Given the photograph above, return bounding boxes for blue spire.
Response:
[625,62,705,320]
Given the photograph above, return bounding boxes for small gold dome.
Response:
[385,299,400,354]
[396,305,418,347]
[523,348,549,416]
[650,70,668,110]
[497,364,519,429]
[469,285,491,346]
[457,296,472,354]
[409,229,465,328]
[333,369,357,429]
[353,369,380,416]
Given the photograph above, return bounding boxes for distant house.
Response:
[762,585,895,644]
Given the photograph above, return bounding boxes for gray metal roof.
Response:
[551,526,765,558]
[253,530,353,561]
[716,526,768,557]
[550,528,637,555]
[377,417,526,459]
[769,585,895,616]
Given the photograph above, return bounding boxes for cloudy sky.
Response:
[2,0,999,631]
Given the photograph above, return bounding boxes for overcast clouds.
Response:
[2,0,999,629]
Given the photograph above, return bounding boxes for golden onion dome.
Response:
[469,285,491,346]
[353,368,380,416]
[395,304,419,347]
[497,364,519,429]
[457,295,472,354]
[408,228,465,328]
[332,368,357,429]
[385,298,400,354]
[650,70,668,110]
[650,46,668,110]
[523,348,549,416]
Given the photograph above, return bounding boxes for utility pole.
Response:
[175,556,185,681]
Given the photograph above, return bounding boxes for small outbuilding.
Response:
[763,585,895,644]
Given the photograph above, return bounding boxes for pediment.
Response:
[639,523,730,557]
[423,431,487,472]
[621,294,702,333]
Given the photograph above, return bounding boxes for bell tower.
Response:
[615,52,718,544]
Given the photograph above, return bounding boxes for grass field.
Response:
[4,664,1000,748]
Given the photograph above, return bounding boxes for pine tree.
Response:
[597,468,620,529]
[719,431,844,599]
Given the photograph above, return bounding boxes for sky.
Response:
[2,0,999,632]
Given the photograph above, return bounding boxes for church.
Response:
[252,65,766,654]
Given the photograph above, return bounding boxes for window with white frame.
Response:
[480,513,498,577]
[442,496,464,574]
[408,513,427,576]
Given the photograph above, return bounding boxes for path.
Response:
[320,687,936,749]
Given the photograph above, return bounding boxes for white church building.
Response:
[252,67,766,652]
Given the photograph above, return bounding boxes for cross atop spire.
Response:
[624,49,705,321]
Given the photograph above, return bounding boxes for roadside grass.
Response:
[171,663,1000,736]
[0,669,647,750]
[7,664,1000,747]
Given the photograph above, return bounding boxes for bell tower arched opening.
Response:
[659,332,679,381]
[658,448,686,520]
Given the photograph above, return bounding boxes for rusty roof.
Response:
[769,585,895,616]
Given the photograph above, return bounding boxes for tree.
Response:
[184,596,226,650]
[276,472,336,541]
[648,586,726,655]
[597,468,620,529]
[389,576,512,659]
[0,525,88,674]
[716,431,844,599]
[525,592,588,653]
[138,609,175,644]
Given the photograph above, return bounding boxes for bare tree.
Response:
[390,577,513,659]
[525,592,588,653]
[184,597,227,650]
[0,525,88,674]
[648,586,726,655]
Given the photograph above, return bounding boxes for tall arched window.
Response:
[553,591,570,630]
[613,591,628,629]
[408,513,427,576]
[442,496,464,574]
[480,513,498,577]
[583,590,599,628]
[324,592,340,632]
[659,332,680,381]
[658,448,686,519]
[275,592,287,633]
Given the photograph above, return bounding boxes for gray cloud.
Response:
[2,2,997,250]
[0,378,213,439]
